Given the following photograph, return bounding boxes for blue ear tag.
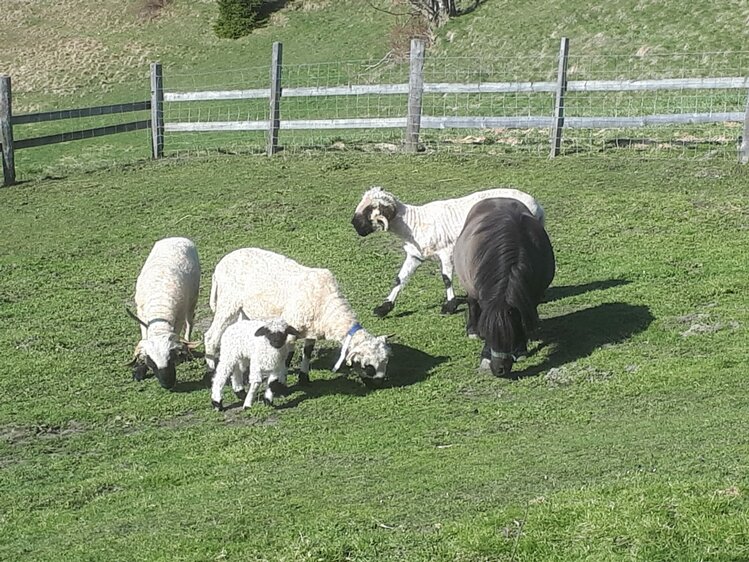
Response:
[333,323,364,372]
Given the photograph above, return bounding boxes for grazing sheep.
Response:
[204,248,390,384]
[351,186,545,317]
[210,317,300,411]
[127,237,200,389]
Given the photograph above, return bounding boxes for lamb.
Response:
[203,248,391,384]
[351,186,545,317]
[127,237,200,389]
[210,317,300,411]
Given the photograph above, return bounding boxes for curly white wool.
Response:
[204,248,390,381]
[210,317,296,410]
[131,237,200,387]
[351,186,545,316]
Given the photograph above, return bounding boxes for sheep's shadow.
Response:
[172,374,211,394]
[510,302,654,379]
[277,342,448,409]
[544,278,630,304]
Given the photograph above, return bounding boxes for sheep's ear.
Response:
[255,326,271,338]
[285,325,301,337]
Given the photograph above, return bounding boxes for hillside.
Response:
[3,0,749,100]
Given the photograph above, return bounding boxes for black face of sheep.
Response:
[254,325,301,349]
[351,206,376,236]
[145,355,177,389]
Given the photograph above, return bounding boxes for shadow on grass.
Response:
[544,279,630,303]
[278,342,448,409]
[515,302,654,378]
[172,375,211,394]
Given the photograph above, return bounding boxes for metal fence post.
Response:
[405,38,426,153]
[268,42,283,156]
[150,62,164,159]
[549,37,570,158]
[1,75,16,186]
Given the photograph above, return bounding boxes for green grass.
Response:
[1,154,748,560]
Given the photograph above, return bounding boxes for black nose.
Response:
[351,214,374,236]
[155,364,177,389]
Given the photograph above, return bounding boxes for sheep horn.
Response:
[180,339,201,350]
[125,306,149,329]
[375,215,389,231]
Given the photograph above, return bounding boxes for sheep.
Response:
[203,248,390,385]
[127,237,200,389]
[210,317,300,411]
[351,186,545,317]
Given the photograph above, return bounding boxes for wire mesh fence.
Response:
[5,45,749,183]
[160,47,749,160]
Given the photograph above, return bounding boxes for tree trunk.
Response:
[408,0,456,25]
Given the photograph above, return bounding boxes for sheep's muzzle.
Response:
[154,363,177,389]
[351,212,375,236]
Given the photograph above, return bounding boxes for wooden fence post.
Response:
[740,89,749,164]
[1,75,16,186]
[268,42,283,156]
[405,38,426,153]
[150,62,164,159]
[549,37,569,158]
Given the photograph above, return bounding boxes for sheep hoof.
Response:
[211,400,223,412]
[441,299,459,315]
[373,301,394,317]
[262,397,273,407]
[297,372,310,385]
[234,389,247,401]
[269,380,289,396]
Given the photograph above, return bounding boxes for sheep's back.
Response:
[135,237,200,328]
[212,248,328,331]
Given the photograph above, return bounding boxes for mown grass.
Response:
[0,154,747,560]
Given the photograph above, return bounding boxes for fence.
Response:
[4,38,749,186]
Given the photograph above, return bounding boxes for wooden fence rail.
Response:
[4,38,749,186]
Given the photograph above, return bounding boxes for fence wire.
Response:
[8,48,749,181]
[161,49,749,160]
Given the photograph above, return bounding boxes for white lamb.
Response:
[204,248,390,384]
[127,237,200,389]
[210,317,300,411]
[351,186,545,317]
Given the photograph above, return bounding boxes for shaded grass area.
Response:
[0,155,748,560]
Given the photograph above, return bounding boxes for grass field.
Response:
[2,1,749,559]
[1,153,748,560]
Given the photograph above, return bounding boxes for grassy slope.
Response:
[0,155,748,560]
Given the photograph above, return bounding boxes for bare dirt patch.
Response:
[672,313,740,337]
[544,365,614,387]
[0,420,86,446]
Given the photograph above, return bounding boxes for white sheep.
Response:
[127,237,200,389]
[351,186,545,317]
[204,248,390,384]
[210,317,300,410]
